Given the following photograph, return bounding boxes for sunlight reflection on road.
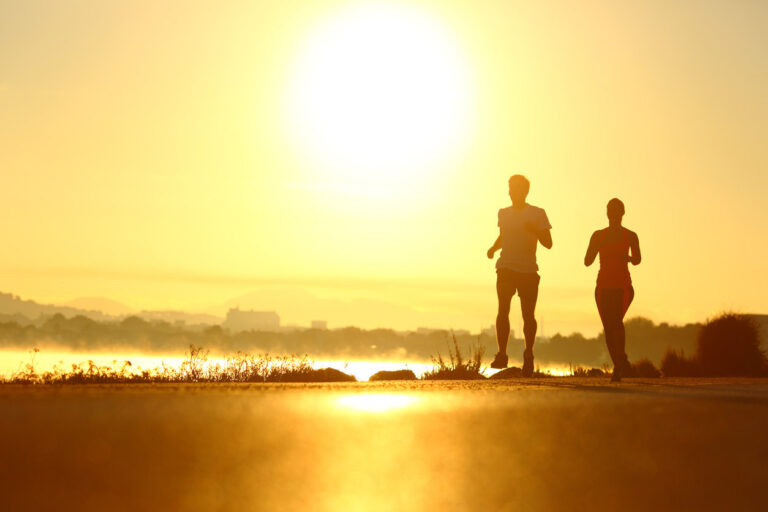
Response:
[335,393,421,413]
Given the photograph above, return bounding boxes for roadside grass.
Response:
[2,345,352,384]
[422,333,486,380]
[569,365,607,377]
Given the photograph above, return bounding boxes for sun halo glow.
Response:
[284,4,475,188]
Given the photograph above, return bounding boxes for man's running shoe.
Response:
[522,349,534,377]
[610,365,622,382]
[490,352,508,369]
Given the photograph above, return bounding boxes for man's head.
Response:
[607,198,625,223]
[508,175,530,204]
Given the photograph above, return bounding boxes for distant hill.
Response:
[0,292,114,322]
[63,297,135,317]
[0,291,223,327]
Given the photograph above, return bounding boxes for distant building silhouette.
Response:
[223,308,280,332]
[311,320,328,330]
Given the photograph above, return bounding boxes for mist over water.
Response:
[0,349,577,381]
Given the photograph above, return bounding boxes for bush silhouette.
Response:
[568,366,605,377]
[696,313,766,377]
[660,349,700,377]
[631,359,661,378]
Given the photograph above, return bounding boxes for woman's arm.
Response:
[628,231,641,265]
[584,231,601,266]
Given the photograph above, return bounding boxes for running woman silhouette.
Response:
[487,175,552,376]
[584,198,641,382]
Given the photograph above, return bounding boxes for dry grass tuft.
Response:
[422,333,486,380]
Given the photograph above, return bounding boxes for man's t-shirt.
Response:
[496,204,552,273]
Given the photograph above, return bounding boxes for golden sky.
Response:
[1,0,766,335]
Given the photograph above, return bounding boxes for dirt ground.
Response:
[2,378,767,511]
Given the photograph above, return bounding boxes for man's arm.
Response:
[487,232,501,259]
[525,222,553,249]
[538,229,553,249]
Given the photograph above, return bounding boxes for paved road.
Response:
[2,379,767,511]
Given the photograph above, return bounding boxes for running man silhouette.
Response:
[487,175,552,376]
[584,198,641,382]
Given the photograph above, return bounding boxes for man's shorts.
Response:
[496,268,540,301]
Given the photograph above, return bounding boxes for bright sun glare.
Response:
[285,4,474,186]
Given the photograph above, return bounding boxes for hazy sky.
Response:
[1,0,766,335]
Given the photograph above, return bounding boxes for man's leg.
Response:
[519,273,540,376]
[495,270,515,357]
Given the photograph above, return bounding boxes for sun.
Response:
[284,3,474,186]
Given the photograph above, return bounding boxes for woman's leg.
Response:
[615,286,634,370]
[622,285,635,318]
[596,287,625,368]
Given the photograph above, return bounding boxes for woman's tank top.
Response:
[597,228,632,288]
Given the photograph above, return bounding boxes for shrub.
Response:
[422,333,486,380]
[631,358,661,378]
[696,313,766,377]
[660,349,700,377]
[568,365,606,377]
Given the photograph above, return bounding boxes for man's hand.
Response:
[488,234,502,259]
[526,221,553,249]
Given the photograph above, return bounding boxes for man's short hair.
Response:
[508,175,530,195]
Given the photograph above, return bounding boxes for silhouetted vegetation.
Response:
[661,313,766,377]
[2,312,764,381]
[3,345,356,384]
[569,366,607,377]
[631,359,661,378]
[423,335,486,380]
[0,313,715,368]
[697,313,765,376]
[660,349,701,377]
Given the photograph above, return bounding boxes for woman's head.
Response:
[607,198,625,223]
